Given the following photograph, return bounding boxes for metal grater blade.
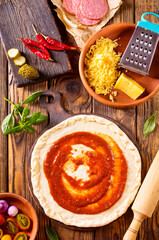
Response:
[119,26,159,75]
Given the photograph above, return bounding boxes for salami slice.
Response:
[76,4,100,26]
[81,0,108,20]
[63,0,75,15]
[72,0,81,10]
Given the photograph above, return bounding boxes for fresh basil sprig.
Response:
[1,91,48,135]
[143,111,157,137]
[46,225,59,240]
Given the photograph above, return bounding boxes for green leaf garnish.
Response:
[4,126,22,135]
[46,226,58,240]
[22,106,30,120]
[22,91,44,104]
[32,114,48,125]
[143,111,157,137]
[26,112,41,125]
[24,126,36,133]
[1,113,15,134]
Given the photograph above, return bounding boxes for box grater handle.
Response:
[141,12,159,22]
[138,12,159,34]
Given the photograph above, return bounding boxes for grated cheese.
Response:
[84,37,121,95]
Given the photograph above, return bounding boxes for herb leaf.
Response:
[46,226,58,240]
[32,114,48,125]
[26,112,41,125]
[24,126,36,133]
[1,113,15,134]
[4,126,22,135]
[22,91,44,104]
[22,106,30,120]
[143,111,157,136]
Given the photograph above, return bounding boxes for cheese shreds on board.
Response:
[84,37,121,95]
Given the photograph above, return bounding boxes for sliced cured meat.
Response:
[72,0,81,11]
[76,4,100,26]
[63,0,75,15]
[81,0,108,20]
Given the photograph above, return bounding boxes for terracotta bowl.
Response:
[79,23,159,108]
[0,192,38,240]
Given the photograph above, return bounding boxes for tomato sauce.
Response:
[43,132,127,214]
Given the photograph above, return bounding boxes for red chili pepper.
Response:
[41,33,79,50]
[20,38,53,61]
[24,39,51,57]
[32,25,64,51]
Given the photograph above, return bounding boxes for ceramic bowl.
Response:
[0,192,38,240]
[79,23,159,108]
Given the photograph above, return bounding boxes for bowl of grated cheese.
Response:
[79,23,159,108]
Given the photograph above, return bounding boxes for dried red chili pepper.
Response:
[41,33,79,50]
[32,25,64,51]
[24,39,51,57]
[19,38,53,61]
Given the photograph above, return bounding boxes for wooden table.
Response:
[0,0,159,239]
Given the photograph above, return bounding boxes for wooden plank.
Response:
[135,0,159,239]
[8,75,48,239]
[0,0,71,87]
[0,41,8,192]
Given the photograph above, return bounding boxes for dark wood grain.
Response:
[0,42,8,192]
[0,0,159,239]
[0,0,71,87]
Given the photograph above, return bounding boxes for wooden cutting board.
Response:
[0,0,71,87]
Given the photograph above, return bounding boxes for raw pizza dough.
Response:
[31,115,141,227]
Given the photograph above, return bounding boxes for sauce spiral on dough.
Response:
[43,132,127,214]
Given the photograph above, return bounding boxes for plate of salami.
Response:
[63,0,109,26]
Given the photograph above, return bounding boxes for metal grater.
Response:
[119,12,159,75]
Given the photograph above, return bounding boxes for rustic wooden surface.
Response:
[0,0,159,240]
[0,0,71,87]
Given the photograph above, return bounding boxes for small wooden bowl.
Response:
[79,23,159,108]
[0,192,38,240]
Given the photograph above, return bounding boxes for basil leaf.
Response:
[4,126,22,135]
[22,91,44,104]
[14,103,24,115]
[1,113,15,134]
[26,112,41,124]
[24,126,36,133]
[46,226,58,240]
[32,114,48,125]
[143,111,157,136]
[22,106,30,120]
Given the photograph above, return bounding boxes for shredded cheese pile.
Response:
[84,37,121,95]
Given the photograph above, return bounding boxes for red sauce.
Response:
[43,132,127,214]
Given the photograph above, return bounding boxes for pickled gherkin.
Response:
[7,48,21,59]
[14,56,26,66]
[18,64,39,80]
